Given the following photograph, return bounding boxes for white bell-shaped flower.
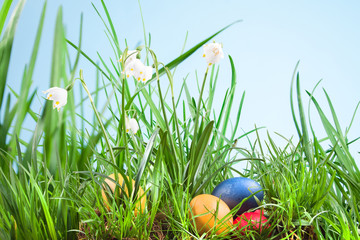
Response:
[121,48,153,82]
[142,65,153,83]
[121,50,139,77]
[42,87,68,111]
[124,59,144,79]
[203,42,224,65]
[125,59,153,83]
[125,117,139,134]
[134,65,153,83]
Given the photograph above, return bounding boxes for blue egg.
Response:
[211,177,264,216]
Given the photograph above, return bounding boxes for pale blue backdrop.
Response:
[4,0,360,168]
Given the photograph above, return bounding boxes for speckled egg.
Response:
[211,177,264,216]
[189,194,233,236]
[101,173,146,216]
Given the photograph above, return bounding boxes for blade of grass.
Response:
[295,73,313,168]
[42,6,66,175]
[0,0,26,110]
[9,1,46,156]
[217,55,237,149]
[290,61,301,138]
[0,0,14,35]
[134,128,159,197]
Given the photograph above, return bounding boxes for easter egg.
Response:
[189,194,233,236]
[101,173,146,216]
[211,177,263,216]
[234,209,270,234]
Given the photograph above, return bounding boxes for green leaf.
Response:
[217,55,237,149]
[140,87,166,129]
[27,171,57,240]
[295,72,313,167]
[0,0,14,36]
[189,120,214,195]
[43,6,66,176]
[134,128,159,196]
[0,0,26,110]
[9,2,46,157]
[290,61,301,139]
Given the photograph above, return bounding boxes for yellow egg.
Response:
[101,173,146,216]
[189,194,233,236]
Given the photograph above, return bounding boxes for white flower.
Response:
[134,64,153,83]
[124,59,143,79]
[203,42,224,65]
[120,49,153,82]
[125,117,139,134]
[125,59,153,83]
[121,50,139,75]
[42,87,67,111]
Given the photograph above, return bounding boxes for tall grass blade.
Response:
[189,120,214,195]
[43,6,66,175]
[290,61,301,137]
[217,55,237,149]
[9,2,46,157]
[0,0,14,36]
[0,0,26,110]
[295,73,313,167]
[134,128,159,196]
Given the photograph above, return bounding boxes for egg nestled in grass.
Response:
[101,173,146,216]
[189,194,233,236]
[234,209,270,234]
[211,177,264,216]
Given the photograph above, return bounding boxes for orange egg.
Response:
[101,173,146,216]
[189,194,233,236]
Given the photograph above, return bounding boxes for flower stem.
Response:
[122,76,130,172]
[79,70,116,166]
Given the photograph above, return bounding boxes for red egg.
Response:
[234,209,270,234]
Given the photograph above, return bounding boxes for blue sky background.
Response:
[4,0,360,169]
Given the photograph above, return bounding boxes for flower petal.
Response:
[125,59,144,79]
[142,65,153,83]
[129,118,139,134]
[43,87,68,111]
[125,117,139,134]
[203,42,224,65]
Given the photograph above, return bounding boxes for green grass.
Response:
[0,1,359,239]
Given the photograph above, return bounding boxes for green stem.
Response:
[122,77,130,173]
[79,70,116,166]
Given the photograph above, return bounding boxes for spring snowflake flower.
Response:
[134,64,153,83]
[125,59,153,83]
[42,87,68,111]
[120,49,153,83]
[125,117,139,134]
[124,59,142,79]
[203,42,224,65]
